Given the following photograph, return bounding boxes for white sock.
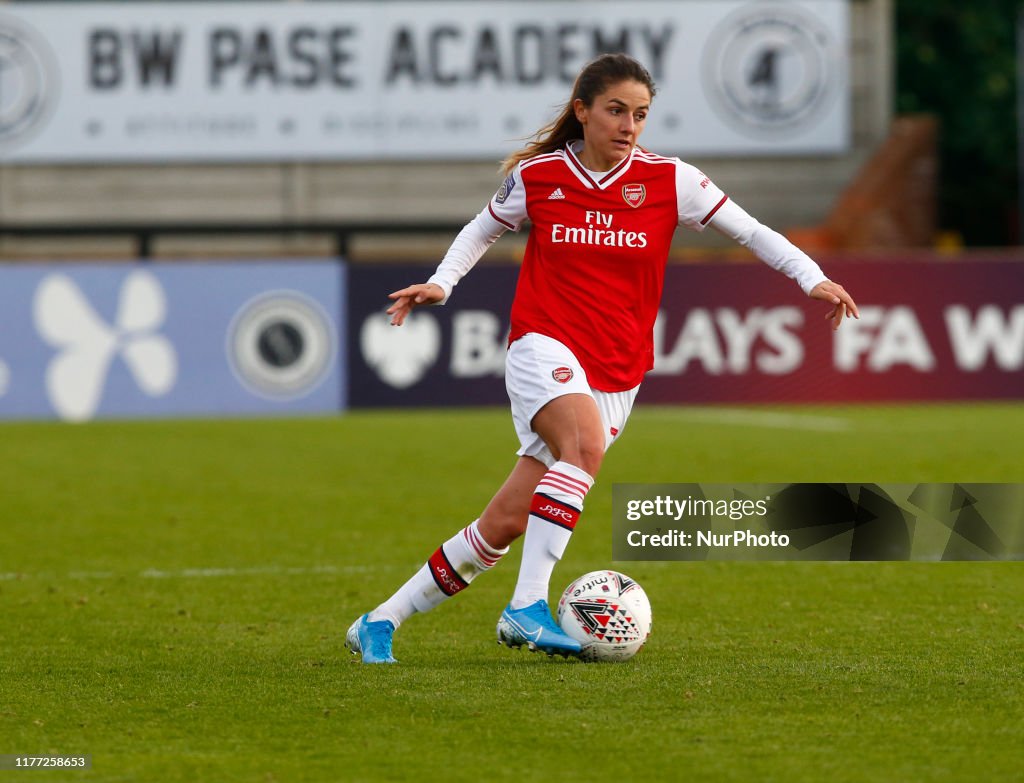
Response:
[368,519,508,628]
[510,461,594,609]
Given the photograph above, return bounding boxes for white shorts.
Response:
[505,333,640,468]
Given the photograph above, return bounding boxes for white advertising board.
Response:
[0,1,849,162]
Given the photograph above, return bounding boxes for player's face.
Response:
[573,79,651,171]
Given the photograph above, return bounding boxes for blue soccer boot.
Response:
[346,613,398,664]
[496,600,581,658]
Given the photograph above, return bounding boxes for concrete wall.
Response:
[0,0,893,261]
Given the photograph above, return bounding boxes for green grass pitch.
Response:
[2,403,1022,782]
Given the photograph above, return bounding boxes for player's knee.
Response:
[577,443,604,478]
[560,438,604,478]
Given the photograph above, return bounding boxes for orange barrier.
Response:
[788,115,938,251]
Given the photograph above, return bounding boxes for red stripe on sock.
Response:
[463,527,498,567]
[548,469,591,494]
[537,477,587,502]
[428,546,469,596]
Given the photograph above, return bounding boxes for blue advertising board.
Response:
[0,261,345,420]
[347,264,517,408]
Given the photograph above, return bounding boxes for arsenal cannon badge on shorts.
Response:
[552,366,574,383]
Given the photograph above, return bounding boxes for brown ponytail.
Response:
[501,53,657,175]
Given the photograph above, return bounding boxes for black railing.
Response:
[0,221,469,259]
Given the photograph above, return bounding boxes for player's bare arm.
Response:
[386,282,445,326]
[809,280,859,331]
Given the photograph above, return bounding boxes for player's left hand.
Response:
[810,280,859,331]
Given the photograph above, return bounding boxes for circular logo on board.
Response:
[227,292,336,400]
[702,5,839,136]
[0,16,60,149]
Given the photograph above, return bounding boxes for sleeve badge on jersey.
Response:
[495,171,517,205]
[622,183,646,208]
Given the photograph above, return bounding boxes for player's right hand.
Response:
[809,280,859,331]
[386,283,445,326]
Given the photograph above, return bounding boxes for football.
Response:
[557,570,653,662]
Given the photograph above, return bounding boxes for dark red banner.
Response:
[643,256,1024,403]
[349,257,1024,406]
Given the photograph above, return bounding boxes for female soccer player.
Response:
[347,54,858,663]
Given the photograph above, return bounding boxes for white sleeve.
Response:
[426,164,529,303]
[675,160,728,232]
[709,198,828,295]
[486,163,529,231]
[426,208,508,304]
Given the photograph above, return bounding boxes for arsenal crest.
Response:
[622,184,646,208]
[552,366,574,383]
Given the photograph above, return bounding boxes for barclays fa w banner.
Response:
[0,1,850,162]
[0,262,345,420]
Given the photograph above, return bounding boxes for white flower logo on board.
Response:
[33,270,177,421]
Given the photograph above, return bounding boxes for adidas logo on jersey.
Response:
[548,188,566,200]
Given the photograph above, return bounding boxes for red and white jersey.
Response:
[489,141,727,392]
